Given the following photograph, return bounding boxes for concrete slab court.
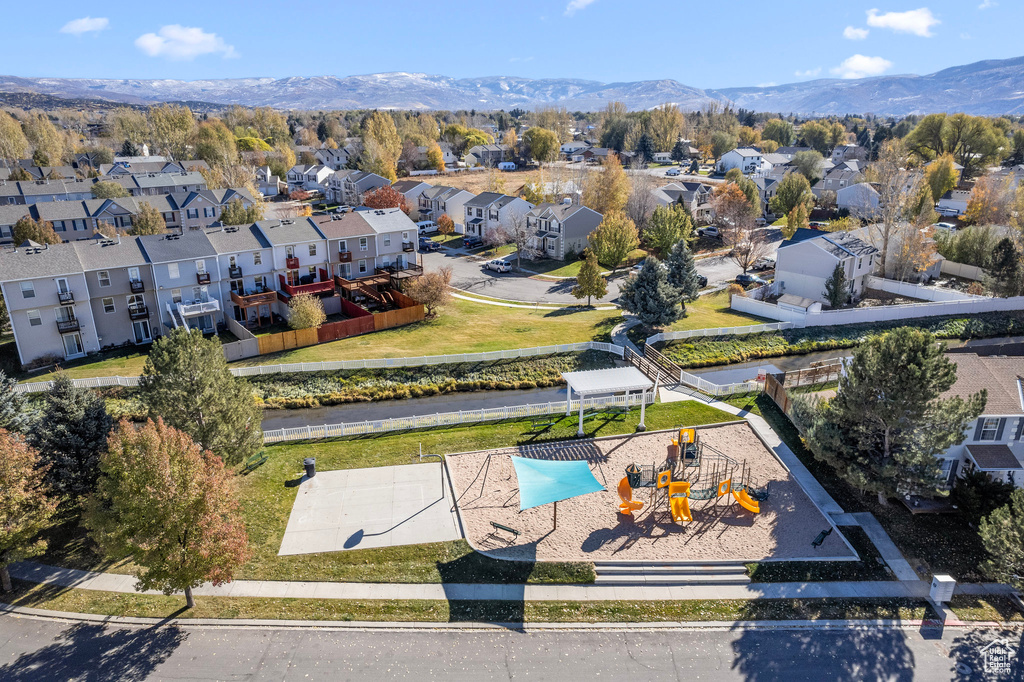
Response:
[278,463,461,555]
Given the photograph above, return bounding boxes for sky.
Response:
[8,1,1023,88]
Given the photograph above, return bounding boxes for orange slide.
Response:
[734,488,760,514]
[668,481,692,523]
[617,477,644,516]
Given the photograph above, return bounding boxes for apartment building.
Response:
[417,186,475,230]
[326,170,390,206]
[0,172,208,205]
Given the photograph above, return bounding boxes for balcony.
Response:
[177,298,221,318]
[231,288,278,307]
[128,303,149,320]
[402,241,415,252]
[56,317,80,333]
[129,279,145,293]
[57,290,74,304]
[228,266,243,279]
[196,272,211,284]
[338,250,352,263]
[278,272,335,298]
[285,256,300,269]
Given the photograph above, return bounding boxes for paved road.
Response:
[0,615,1015,680]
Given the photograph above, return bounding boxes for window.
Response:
[358,259,367,274]
[171,288,182,304]
[339,240,347,253]
[20,282,35,298]
[228,256,236,268]
[980,418,1000,440]
[359,237,368,251]
[102,297,115,314]
[383,234,391,247]
[402,231,409,242]
[128,267,140,282]
[285,246,295,258]
[308,244,317,257]
[195,260,206,274]
[253,252,262,266]
[858,258,863,269]
[204,207,215,218]
[168,263,179,279]
[26,309,40,326]
[53,220,66,232]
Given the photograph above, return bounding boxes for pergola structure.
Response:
[561,367,655,437]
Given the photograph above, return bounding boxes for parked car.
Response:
[754,217,767,227]
[931,222,957,234]
[697,225,721,239]
[462,235,483,248]
[485,258,514,273]
[697,274,708,287]
[936,206,961,217]
[416,220,437,234]
[736,273,767,286]
[751,256,775,271]
[418,237,439,252]
[666,167,681,177]
[333,205,352,214]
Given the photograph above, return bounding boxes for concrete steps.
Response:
[593,561,751,586]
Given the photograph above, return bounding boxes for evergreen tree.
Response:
[0,370,25,433]
[619,257,681,328]
[634,133,655,164]
[30,373,112,499]
[822,263,851,308]
[665,240,701,304]
[986,238,1024,298]
[980,489,1024,588]
[571,249,607,306]
[120,139,140,157]
[670,140,688,163]
[805,328,986,501]
[137,328,263,465]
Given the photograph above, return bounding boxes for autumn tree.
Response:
[588,212,639,271]
[85,419,250,609]
[436,214,454,236]
[130,201,166,236]
[426,141,446,172]
[137,328,262,465]
[924,153,958,201]
[571,249,607,306]
[149,104,195,160]
[111,108,150,146]
[905,113,1005,179]
[0,111,30,164]
[12,216,60,245]
[866,140,928,276]
[287,293,327,330]
[645,203,693,256]
[649,103,683,152]
[737,125,761,148]
[714,183,768,272]
[92,180,128,199]
[806,328,986,501]
[619,257,680,328]
[710,131,737,160]
[360,111,401,182]
[194,119,238,169]
[785,203,810,239]
[0,430,58,592]
[761,119,794,147]
[769,172,814,217]
[362,185,409,213]
[792,150,825,183]
[963,175,1014,226]
[24,113,67,166]
[219,199,263,226]
[524,127,559,164]
[407,266,453,317]
[582,153,631,216]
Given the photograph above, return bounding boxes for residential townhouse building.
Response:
[937,354,1024,489]
[650,182,715,223]
[100,160,209,176]
[254,166,285,197]
[391,180,432,206]
[74,237,158,348]
[0,243,100,365]
[830,144,867,164]
[0,172,208,205]
[525,202,602,261]
[716,148,763,175]
[815,168,864,196]
[314,146,355,171]
[462,193,534,240]
[417,186,475,230]
[137,230,223,334]
[773,229,879,304]
[313,208,419,282]
[0,164,77,181]
[253,218,334,303]
[326,170,390,206]
[205,224,277,329]
[464,144,509,167]
[286,164,333,194]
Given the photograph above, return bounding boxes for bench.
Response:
[490,521,520,540]
[242,451,268,474]
[811,528,833,549]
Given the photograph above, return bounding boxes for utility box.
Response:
[930,574,956,603]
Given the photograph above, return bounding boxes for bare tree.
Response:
[866,140,927,277]
[504,210,541,269]
[626,170,659,232]
[714,183,769,273]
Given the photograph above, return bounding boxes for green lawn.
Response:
[4,580,935,623]
[524,259,586,278]
[39,400,737,585]
[671,291,766,331]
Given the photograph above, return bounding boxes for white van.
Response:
[416,220,437,234]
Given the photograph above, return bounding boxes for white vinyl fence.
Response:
[14,342,625,394]
[646,322,794,345]
[262,392,653,443]
[678,371,764,398]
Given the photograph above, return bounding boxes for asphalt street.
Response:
[1,615,1018,681]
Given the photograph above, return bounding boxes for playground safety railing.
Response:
[262,392,653,443]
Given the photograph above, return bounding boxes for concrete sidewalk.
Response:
[610,314,642,355]
[852,512,921,581]
[8,561,1013,602]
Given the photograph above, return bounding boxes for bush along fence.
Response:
[13,342,627,394]
[645,322,794,345]
[262,391,653,443]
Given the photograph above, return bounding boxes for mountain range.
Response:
[3,55,1024,116]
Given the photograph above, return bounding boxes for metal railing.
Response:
[13,341,626,393]
[263,392,652,443]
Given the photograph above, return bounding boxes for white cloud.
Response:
[565,0,597,16]
[979,0,997,8]
[866,8,939,37]
[135,25,237,60]
[843,26,869,40]
[831,54,893,79]
[757,82,777,88]
[794,68,822,78]
[59,17,109,35]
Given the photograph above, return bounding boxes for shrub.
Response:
[727,283,746,298]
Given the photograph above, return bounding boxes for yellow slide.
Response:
[668,481,692,523]
[617,477,643,516]
[734,488,760,514]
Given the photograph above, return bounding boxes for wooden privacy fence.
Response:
[256,327,319,355]
[317,316,375,343]
[14,341,626,393]
[262,392,652,443]
[781,362,844,388]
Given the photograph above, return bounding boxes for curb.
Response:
[3,602,1010,632]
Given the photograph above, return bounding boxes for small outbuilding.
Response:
[561,366,655,437]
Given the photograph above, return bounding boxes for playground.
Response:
[447,423,855,563]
